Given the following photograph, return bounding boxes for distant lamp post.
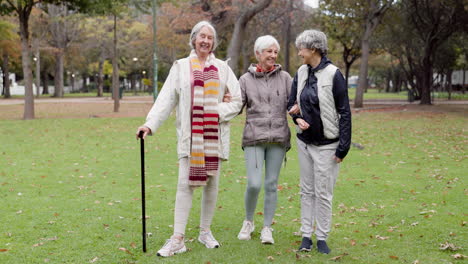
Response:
[141,71,146,92]
[71,73,76,92]
[132,57,139,94]
[152,0,158,101]
[33,57,37,62]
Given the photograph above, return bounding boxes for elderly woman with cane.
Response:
[235,35,292,244]
[288,29,351,254]
[136,21,242,257]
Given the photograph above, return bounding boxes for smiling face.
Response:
[194,26,214,58]
[256,44,279,71]
[297,47,315,65]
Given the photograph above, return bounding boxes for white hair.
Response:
[295,29,328,56]
[189,21,218,51]
[254,35,280,59]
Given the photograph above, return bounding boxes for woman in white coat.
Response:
[136,21,242,257]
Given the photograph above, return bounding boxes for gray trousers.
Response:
[244,144,285,227]
[297,139,340,240]
[173,157,221,236]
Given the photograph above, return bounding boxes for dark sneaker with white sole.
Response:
[298,237,312,252]
[317,240,331,254]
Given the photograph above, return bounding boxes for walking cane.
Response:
[138,131,147,252]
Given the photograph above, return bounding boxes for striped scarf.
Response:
[189,54,220,186]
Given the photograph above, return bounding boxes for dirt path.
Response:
[0,96,466,120]
[0,96,154,120]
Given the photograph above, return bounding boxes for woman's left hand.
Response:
[333,155,343,163]
[288,104,300,114]
[223,92,232,103]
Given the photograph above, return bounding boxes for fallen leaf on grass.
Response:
[32,242,44,247]
[130,242,136,248]
[452,253,467,259]
[389,256,399,260]
[267,256,274,261]
[0,249,9,252]
[350,239,357,246]
[419,210,436,215]
[330,253,349,261]
[376,235,389,240]
[90,257,99,263]
[412,260,420,264]
[439,241,460,251]
[118,247,133,255]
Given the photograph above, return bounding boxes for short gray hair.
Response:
[189,21,218,51]
[254,35,280,59]
[295,29,328,56]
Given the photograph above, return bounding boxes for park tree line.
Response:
[0,0,467,120]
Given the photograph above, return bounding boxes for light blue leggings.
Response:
[244,144,286,227]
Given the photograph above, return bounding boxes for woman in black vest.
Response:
[288,29,352,254]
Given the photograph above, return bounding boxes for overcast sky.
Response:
[304,0,319,8]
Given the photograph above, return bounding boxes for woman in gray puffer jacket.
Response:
[236,35,292,245]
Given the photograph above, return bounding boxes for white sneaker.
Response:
[237,220,255,240]
[198,230,220,248]
[260,226,274,244]
[157,235,187,257]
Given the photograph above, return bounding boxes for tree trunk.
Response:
[462,68,466,94]
[395,76,402,92]
[97,58,104,97]
[355,36,369,108]
[227,0,273,75]
[131,73,136,95]
[54,50,64,97]
[49,3,69,98]
[354,1,390,108]
[385,68,391,92]
[283,0,293,73]
[2,53,11,98]
[19,11,35,119]
[344,61,352,90]
[82,74,88,92]
[33,38,41,98]
[112,14,120,112]
[241,48,249,74]
[446,70,452,100]
[42,70,49,95]
[419,58,432,105]
[70,74,75,92]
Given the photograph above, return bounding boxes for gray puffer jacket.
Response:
[239,64,292,150]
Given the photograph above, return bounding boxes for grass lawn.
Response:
[0,107,466,263]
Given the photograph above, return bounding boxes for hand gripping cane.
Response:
[138,131,147,252]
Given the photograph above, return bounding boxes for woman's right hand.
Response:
[223,92,232,103]
[296,118,310,130]
[136,126,151,140]
[288,104,300,114]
